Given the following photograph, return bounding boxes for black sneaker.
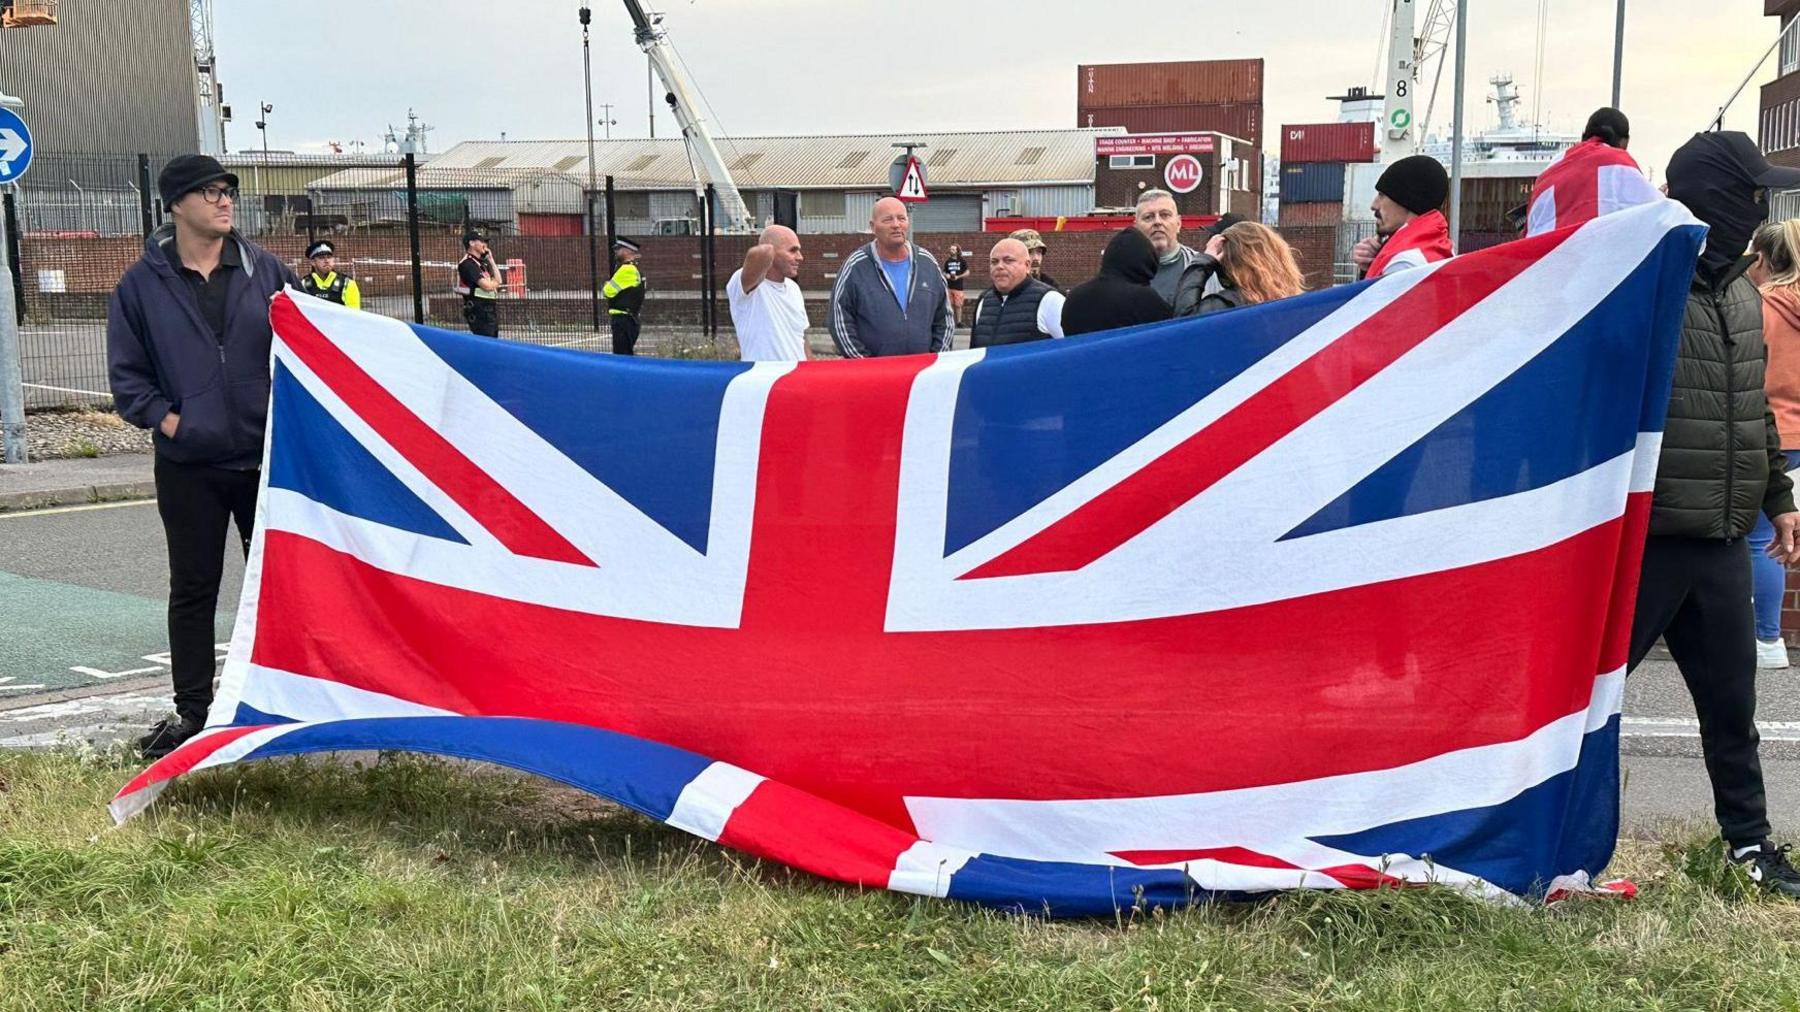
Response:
[1727,842,1800,899]
[137,716,201,760]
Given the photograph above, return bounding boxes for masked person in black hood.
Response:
[1061,227,1174,337]
[1630,130,1800,897]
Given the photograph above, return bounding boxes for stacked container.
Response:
[1077,59,1264,154]
[1277,121,1377,228]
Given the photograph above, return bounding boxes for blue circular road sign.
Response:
[0,107,34,184]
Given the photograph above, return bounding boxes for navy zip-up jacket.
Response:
[828,241,951,357]
[107,224,298,469]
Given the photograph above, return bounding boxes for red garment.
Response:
[1764,286,1800,448]
[1366,210,1453,279]
[1526,138,1661,237]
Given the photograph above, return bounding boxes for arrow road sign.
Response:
[0,108,33,184]
[895,155,928,203]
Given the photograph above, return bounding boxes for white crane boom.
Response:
[623,1,755,233]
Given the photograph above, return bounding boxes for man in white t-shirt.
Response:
[727,224,809,362]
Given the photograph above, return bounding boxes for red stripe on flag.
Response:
[114,724,274,801]
[962,229,1579,580]
[1113,846,1299,869]
[714,780,919,888]
[271,294,595,567]
[249,509,1630,821]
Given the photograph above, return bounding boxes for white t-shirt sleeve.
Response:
[1039,290,1066,339]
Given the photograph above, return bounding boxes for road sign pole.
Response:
[0,190,26,464]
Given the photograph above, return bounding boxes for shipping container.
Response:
[517,212,585,237]
[1280,121,1378,164]
[1077,59,1263,108]
[984,213,1218,233]
[1277,201,1344,228]
[1077,102,1262,147]
[1280,162,1348,204]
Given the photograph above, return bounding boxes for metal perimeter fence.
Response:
[5,152,740,410]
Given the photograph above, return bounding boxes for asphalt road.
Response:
[3,497,1799,842]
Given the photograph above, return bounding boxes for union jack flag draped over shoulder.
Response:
[115,200,1703,915]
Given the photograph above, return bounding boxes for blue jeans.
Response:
[1748,449,1800,641]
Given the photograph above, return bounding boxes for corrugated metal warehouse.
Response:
[4,0,202,170]
[308,129,1125,235]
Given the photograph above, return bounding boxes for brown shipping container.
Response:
[1078,102,1262,147]
[1278,201,1344,228]
[1458,176,1535,233]
[1078,59,1264,107]
[1280,122,1378,164]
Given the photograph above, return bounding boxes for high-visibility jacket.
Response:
[603,262,646,317]
[300,271,361,309]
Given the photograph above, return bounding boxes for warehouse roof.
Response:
[311,128,1123,192]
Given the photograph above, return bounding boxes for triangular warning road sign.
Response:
[896,156,928,203]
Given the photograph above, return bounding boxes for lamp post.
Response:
[1611,0,1626,108]
[254,101,272,194]
[580,6,601,333]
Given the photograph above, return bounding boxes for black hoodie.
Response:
[1061,228,1174,337]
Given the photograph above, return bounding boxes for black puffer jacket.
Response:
[1650,257,1797,538]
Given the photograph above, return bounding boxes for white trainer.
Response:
[1758,638,1791,670]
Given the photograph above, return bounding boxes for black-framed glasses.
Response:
[197,184,237,204]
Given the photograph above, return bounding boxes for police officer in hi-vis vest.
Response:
[299,240,362,309]
[602,237,646,355]
[456,229,502,337]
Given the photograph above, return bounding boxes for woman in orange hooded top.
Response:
[1748,219,1800,668]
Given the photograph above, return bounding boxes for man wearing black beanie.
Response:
[106,154,298,759]
[1352,154,1453,280]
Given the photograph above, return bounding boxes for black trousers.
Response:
[1627,535,1770,847]
[463,298,499,337]
[154,456,258,724]
[610,314,640,356]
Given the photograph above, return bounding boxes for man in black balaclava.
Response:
[1631,131,1800,897]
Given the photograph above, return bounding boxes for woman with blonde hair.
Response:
[1172,221,1307,317]
[1748,218,1800,668]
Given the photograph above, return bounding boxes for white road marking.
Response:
[0,499,157,520]
[1622,716,1800,743]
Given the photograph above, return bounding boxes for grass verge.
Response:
[2,747,1799,1011]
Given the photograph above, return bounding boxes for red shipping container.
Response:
[1280,122,1378,163]
[1277,201,1344,228]
[517,212,585,237]
[1078,102,1262,147]
[1077,59,1263,107]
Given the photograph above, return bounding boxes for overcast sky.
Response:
[216,0,1775,178]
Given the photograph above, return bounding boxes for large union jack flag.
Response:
[115,200,1703,914]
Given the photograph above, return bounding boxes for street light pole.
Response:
[580,6,601,334]
[1611,0,1626,108]
[1447,0,1468,252]
[0,90,26,463]
[599,103,618,140]
[254,100,272,194]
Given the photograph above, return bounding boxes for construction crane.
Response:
[1414,0,1458,141]
[622,0,754,233]
[1,1,58,29]
[190,0,227,154]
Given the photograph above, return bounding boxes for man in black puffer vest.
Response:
[1632,131,1800,897]
[970,238,1064,349]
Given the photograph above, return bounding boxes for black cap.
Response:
[306,240,335,259]
[1582,108,1630,147]
[157,154,238,207]
[463,228,486,246]
[1672,130,1800,190]
[1207,213,1247,237]
[1375,155,1450,216]
[612,237,641,253]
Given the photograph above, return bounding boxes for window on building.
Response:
[927,148,958,167]
[552,155,584,173]
[1784,14,1800,77]
[1109,154,1154,169]
[624,154,660,173]
[837,151,871,169]
[805,190,846,217]
[471,156,506,170]
[730,152,764,173]
[613,191,650,218]
[1015,146,1046,166]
